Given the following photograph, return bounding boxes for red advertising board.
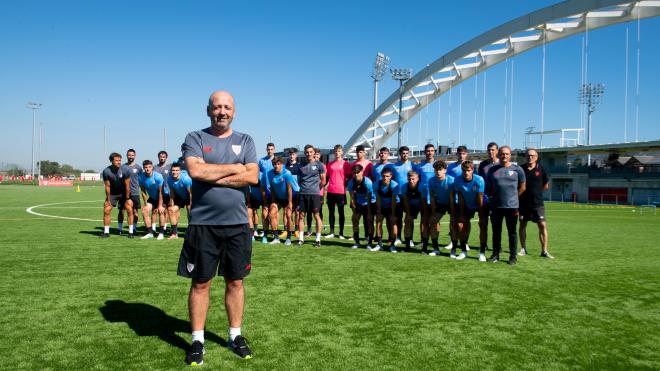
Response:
[39,180,74,187]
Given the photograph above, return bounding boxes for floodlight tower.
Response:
[26,101,42,180]
[371,52,390,111]
[391,67,412,150]
[579,83,605,165]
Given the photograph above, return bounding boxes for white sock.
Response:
[192,330,204,344]
[117,222,123,231]
[129,224,134,233]
[299,231,304,241]
[151,223,157,231]
[104,226,110,233]
[316,233,321,242]
[229,327,241,342]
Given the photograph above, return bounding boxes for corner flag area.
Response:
[2,185,658,369]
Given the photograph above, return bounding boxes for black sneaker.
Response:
[99,233,110,239]
[185,340,205,366]
[420,248,429,255]
[315,241,321,248]
[541,251,555,259]
[127,233,135,239]
[228,335,252,359]
[117,229,123,236]
[508,258,517,266]
[488,255,499,263]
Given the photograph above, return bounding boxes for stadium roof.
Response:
[536,140,660,155]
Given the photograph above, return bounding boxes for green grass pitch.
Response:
[1,184,658,370]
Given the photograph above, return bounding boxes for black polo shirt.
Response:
[520,163,548,208]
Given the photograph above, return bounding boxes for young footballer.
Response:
[452,161,485,261]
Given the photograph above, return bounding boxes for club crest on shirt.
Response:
[133,168,138,173]
[312,165,317,170]
[472,185,477,191]
[508,170,514,177]
[535,171,540,176]
[203,146,213,153]
[232,145,242,155]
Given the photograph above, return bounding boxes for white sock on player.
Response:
[104,226,110,233]
[229,327,241,342]
[192,330,204,344]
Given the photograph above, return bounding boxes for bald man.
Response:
[177,91,259,365]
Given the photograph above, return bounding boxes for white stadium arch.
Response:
[344,0,660,155]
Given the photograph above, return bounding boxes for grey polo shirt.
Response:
[486,164,526,209]
[182,128,257,225]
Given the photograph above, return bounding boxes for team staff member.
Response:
[452,161,484,261]
[486,145,526,265]
[100,152,134,238]
[347,164,375,249]
[428,160,455,256]
[167,162,192,239]
[178,90,258,365]
[139,160,166,240]
[297,144,326,247]
[325,144,351,239]
[477,142,499,255]
[120,149,143,229]
[518,148,554,259]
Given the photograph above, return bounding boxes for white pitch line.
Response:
[26,200,103,222]
[25,200,479,226]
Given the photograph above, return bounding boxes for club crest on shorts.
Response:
[232,145,242,155]
[187,262,195,273]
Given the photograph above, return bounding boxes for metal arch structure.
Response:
[344,0,660,157]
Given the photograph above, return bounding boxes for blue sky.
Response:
[1,0,659,171]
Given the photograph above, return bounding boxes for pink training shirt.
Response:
[350,159,373,180]
[326,159,352,194]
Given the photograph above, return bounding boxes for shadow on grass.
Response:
[99,300,226,350]
[79,227,188,237]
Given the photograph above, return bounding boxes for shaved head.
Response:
[208,90,234,107]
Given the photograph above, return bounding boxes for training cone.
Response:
[76,185,81,193]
